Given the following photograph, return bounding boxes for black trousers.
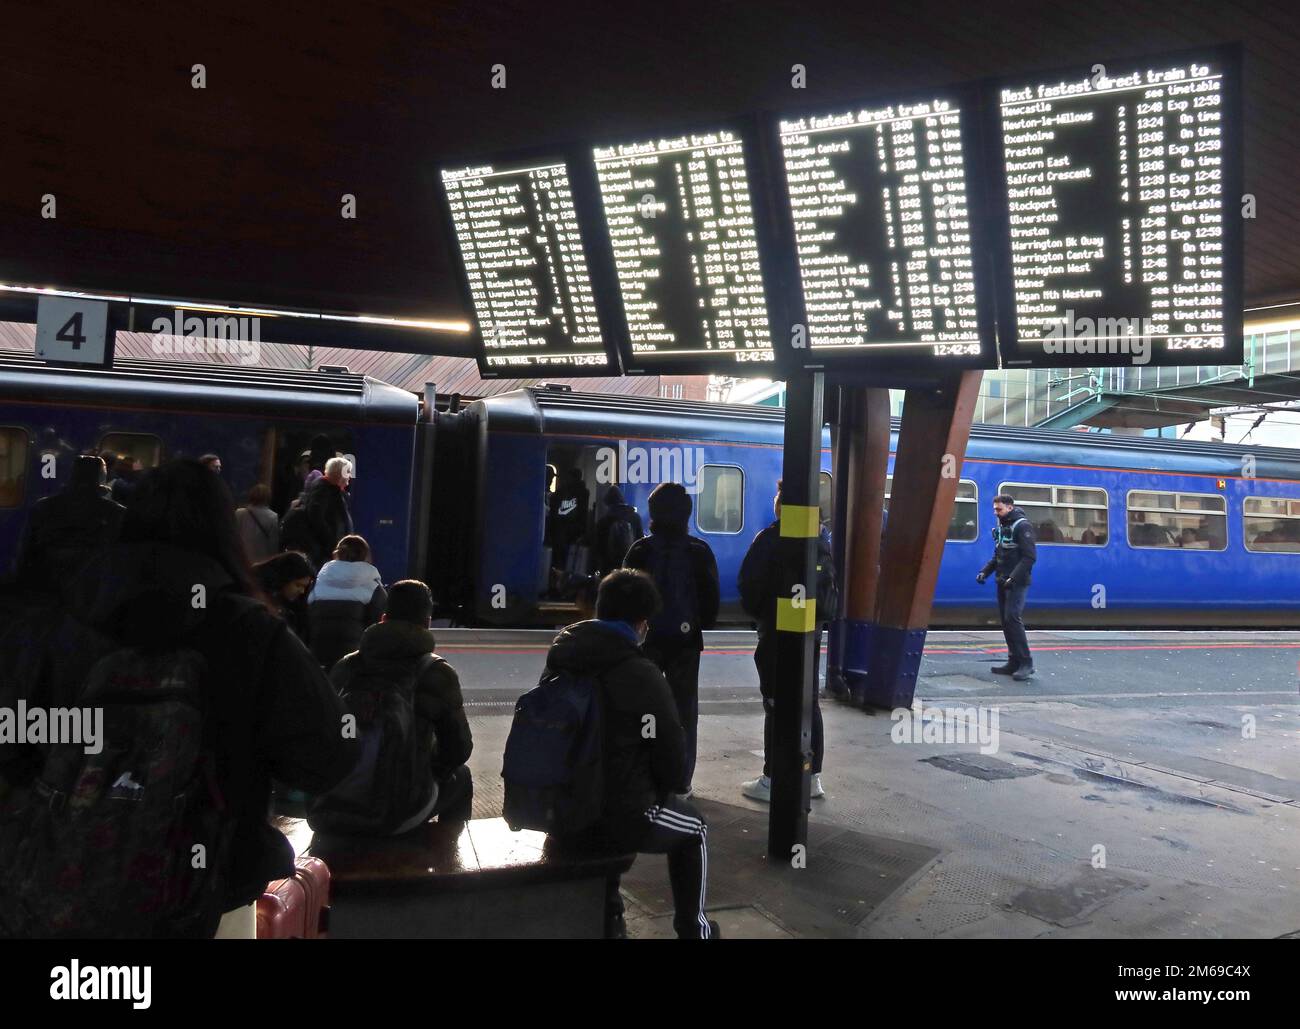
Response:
[644,643,701,792]
[599,795,713,939]
[755,630,824,777]
[997,582,1032,669]
[431,765,474,822]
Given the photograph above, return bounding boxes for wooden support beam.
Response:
[865,370,982,708]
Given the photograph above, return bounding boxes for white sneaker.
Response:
[810,773,826,799]
[741,775,771,803]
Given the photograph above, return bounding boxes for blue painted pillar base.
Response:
[863,625,927,710]
[825,618,850,698]
[841,619,874,706]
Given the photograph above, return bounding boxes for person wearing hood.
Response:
[14,454,124,593]
[253,550,316,641]
[548,569,717,940]
[313,579,473,833]
[593,485,644,577]
[307,534,387,669]
[0,459,357,937]
[623,482,719,797]
[977,493,1038,680]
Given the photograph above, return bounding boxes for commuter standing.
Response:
[307,533,387,669]
[107,454,141,506]
[547,570,717,940]
[14,454,124,592]
[594,485,644,577]
[977,493,1038,680]
[253,551,316,641]
[199,453,222,475]
[236,483,280,563]
[737,480,836,803]
[310,579,473,834]
[623,482,719,797]
[302,456,354,568]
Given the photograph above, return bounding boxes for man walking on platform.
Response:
[977,493,1038,681]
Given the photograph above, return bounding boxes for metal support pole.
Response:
[768,370,824,861]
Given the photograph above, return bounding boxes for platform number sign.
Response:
[35,295,111,366]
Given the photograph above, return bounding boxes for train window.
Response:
[0,427,28,508]
[819,472,832,526]
[696,465,744,534]
[884,476,979,542]
[1243,496,1300,553]
[1126,490,1227,551]
[99,433,162,470]
[999,482,1108,546]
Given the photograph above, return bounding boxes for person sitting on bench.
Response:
[309,579,473,834]
[549,569,718,940]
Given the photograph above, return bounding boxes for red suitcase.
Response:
[256,856,331,939]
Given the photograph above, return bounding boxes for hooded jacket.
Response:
[980,506,1037,586]
[737,521,837,636]
[544,620,685,818]
[329,619,473,779]
[623,485,720,652]
[307,559,387,668]
[0,541,357,920]
[593,486,645,575]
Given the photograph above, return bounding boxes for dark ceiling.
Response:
[2,0,1296,328]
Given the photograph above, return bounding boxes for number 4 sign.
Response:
[35,295,112,366]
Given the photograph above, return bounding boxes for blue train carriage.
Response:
[0,353,426,587]
[455,387,1300,629]
[449,387,834,627]
[944,426,1300,628]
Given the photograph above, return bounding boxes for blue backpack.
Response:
[501,667,604,835]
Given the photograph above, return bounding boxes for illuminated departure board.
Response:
[773,90,996,370]
[440,156,615,375]
[992,48,1242,368]
[592,128,777,372]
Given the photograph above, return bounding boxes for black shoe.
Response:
[991,663,1017,675]
[1012,666,1036,681]
[706,919,722,940]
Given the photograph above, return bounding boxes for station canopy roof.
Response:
[1,0,1296,342]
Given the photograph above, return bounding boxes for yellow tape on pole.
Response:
[776,597,817,633]
[780,503,820,539]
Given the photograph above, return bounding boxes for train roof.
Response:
[0,352,419,424]
[473,387,1300,481]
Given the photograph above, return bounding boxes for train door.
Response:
[268,428,355,514]
[544,442,605,597]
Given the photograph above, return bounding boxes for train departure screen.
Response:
[592,129,775,370]
[994,51,1241,367]
[441,158,613,374]
[775,95,994,368]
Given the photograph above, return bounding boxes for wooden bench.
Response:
[278,817,634,939]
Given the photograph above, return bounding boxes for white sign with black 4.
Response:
[35,295,110,365]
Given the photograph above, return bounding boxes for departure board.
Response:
[440,156,615,375]
[992,48,1242,368]
[773,90,996,370]
[592,128,777,372]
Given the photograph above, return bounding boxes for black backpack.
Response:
[0,600,263,939]
[647,535,700,643]
[307,654,437,835]
[279,499,313,555]
[607,515,635,569]
[501,666,605,835]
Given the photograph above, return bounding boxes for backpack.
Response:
[501,666,604,835]
[648,535,700,642]
[0,625,245,939]
[607,515,635,570]
[279,500,313,555]
[306,654,437,835]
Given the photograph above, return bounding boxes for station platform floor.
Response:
[437,628,1300,939]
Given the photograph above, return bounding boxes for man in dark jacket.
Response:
[302,456,354,567]
[593,485,644,577]
[549,569,718,940]
[624,482,719,796]
[978,493,1038,680]
[14,455,124,593]
[323,579,473,830]
[737,480,836,804]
